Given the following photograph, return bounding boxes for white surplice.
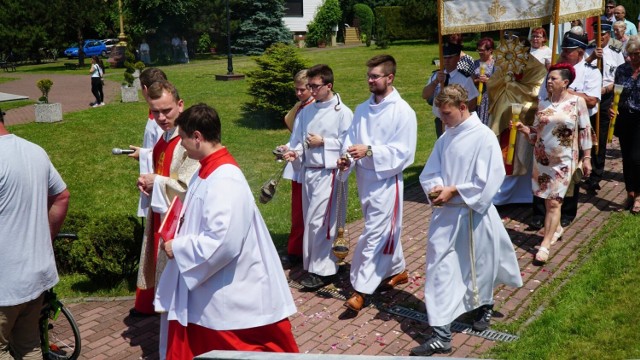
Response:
[419,113,523,327]
[289,94,353,276]
[155,163,296,330]
[341,88,417,294]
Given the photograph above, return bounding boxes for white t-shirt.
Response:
[0,134,66,306]
[530,46,552,66]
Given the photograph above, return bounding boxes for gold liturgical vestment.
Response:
[487,56,547,176]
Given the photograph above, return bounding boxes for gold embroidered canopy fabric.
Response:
[439,0,604,35]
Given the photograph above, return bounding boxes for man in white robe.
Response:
[283,64,353,290]
[127,67,167,218]
[337,55,417,313]
[155,104,298,359]
[411,85,522,356]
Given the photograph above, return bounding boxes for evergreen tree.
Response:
[232,0,292,55]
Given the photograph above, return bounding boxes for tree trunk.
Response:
[77,29,85,67]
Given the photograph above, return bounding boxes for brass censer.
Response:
[332,156,349,265]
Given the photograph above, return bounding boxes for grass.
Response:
[0,99,35,111]
[5,42,439,297]
[5,43,640,356]
[489,212,640,359]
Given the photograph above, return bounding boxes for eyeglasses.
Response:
[366,73,388,81]
[306,83,326,91]
[531,35,544,39]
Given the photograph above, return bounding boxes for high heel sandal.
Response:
[535,246,550,263]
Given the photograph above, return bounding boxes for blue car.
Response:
[64,40,108,58]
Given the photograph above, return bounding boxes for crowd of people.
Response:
[3,8,640,359]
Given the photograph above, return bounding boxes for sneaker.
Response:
[472,304,494,332]
[92,103,100,108]
[99,102,105,106]
[89,102,95,107]
[409,335,452,356]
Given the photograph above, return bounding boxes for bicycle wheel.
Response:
[42,306,82,360]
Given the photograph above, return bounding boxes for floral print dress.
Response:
[530,95,592,200]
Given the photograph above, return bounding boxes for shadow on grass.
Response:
[69,275,137,294]
[236,106,284,130]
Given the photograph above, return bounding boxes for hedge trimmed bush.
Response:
[70,214,143,285]
[353,4,374,47]
[375,6,435,42]
[246,43,310,126]
[54,211,90,274]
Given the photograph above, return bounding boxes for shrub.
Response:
[306,0,342,47]
[375,12,390,49]
[70,213,144,285]
[374,5,435,42]
[123,49,136,86]
[353,4,374,47]
[36,79,53,103]
[246,43,310,126]
[53,211,90,274]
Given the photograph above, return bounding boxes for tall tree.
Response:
[0,0,66,62]
[232,0,292,55]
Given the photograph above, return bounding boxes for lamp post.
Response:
[215,0,244,81]
[117,0,127,46]
[226,0,233,75]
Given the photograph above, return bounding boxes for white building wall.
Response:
[283,0,323,33]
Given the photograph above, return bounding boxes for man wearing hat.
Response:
[422,42,478,138]
[583,20,626,194]
[533,31,602,229]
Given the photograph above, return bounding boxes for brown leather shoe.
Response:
[379,270,409,291]
[344,292,365,312]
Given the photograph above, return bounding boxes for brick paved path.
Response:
[0,73,120,126]
[61,142,626,359]
[2,72,627,359]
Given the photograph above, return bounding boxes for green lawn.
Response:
[7,44,640,358]
[489,212,640,359]
[8,41,439,246]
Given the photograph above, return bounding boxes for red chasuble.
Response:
[134,134,181,314]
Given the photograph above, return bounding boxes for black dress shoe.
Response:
[280,254,302,270]
[560,217,573,227]
[300,273,333,290]
[129,308,157,317]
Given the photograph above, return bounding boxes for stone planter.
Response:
[121,86,139,103]
[35,103,63,123]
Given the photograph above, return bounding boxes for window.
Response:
[285,0,303,17]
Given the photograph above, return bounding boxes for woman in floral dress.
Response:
[472,37,495,125]
[516,63,592,263]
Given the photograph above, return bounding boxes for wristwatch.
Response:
[365,145,373,157]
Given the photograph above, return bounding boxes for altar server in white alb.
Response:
[337,54,417,313]
[283,64,353,290]
[155,104,299,359]
[411,85,522,356]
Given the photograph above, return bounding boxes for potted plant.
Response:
[121,50,138,102]
[35,79,62,123]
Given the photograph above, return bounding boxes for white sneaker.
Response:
[92,103,100,108]
[99,102,105,106]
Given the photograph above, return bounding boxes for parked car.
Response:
[101,38,119,54]
[63,40,107,58]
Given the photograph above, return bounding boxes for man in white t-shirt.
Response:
[0,109,70,359]
[422,43,478,138]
